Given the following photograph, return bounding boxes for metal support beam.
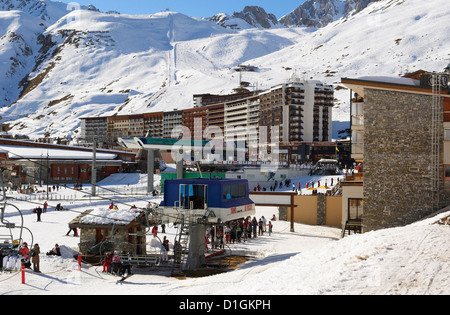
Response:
[177,148,183,179]
[147,149,155,194]
[91,140,97,197]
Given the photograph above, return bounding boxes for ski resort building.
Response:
[259,76,334,143]
[80,77,334,163]
[0,138,135,185]
[341,68,450,232]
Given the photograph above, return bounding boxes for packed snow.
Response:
[0,172,449,295]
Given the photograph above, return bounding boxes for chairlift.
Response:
[0,169,34,256]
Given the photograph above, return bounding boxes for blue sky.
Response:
[82,1,307,19]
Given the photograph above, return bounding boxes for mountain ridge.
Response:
[0,0,448,141]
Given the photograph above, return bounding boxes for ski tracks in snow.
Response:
[380,228,449,295]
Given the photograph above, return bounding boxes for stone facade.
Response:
[363,88,449,231]
[79,227,144,255]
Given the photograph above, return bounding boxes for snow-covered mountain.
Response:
[279,0,374,27]
[0,0,448,140]
[0,0,99,23]
[209,6,279,30]
[232,6,279,29]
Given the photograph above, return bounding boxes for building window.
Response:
[444,165,450,190]
[223,184,246,201]
[445,129,450,141]
[348,198,363,220]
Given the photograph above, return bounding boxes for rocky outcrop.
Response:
[232,6,278,29]
[279,0,374,28]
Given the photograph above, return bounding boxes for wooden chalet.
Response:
[69,208,147,256]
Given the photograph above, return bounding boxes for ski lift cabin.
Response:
[159,178,256,224]
[310,159,341,175]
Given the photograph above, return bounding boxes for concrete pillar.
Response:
[184,224,206,270]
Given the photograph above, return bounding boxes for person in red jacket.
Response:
[151,225,158,238]
[19,242,30,260]
[103,252,112,273]
[19,242,31,269]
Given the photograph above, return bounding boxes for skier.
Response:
[161,236,169,263]
[110,251,121,275]
[46,244,61,256]
[258,218,264,236]
[19,242,30,260]
[102,252,112,273]
[19,242,31,269]
[66,226,78,237]
[224,225,231,244]
[151,225,158,238]
[252,217,258,238]
[35,206,42,222]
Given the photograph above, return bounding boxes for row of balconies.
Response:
[85,100,332,142]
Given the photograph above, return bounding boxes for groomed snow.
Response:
[0,173,449,295]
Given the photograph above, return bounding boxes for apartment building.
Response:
[106,112,164,140]
[341,69,450,232]
[223,95,260,143]
[163,109,183,139]
[80,77,334,161]
[193,91,255,107]
[80,116,108,142]
[259,76,334,143]
[206,103,225,137]
[182,106,208,140]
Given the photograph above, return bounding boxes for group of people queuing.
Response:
[205,215,275,250]
[254,179,293,192]
[1,242,41,273]
[254,177,341,194]
[97,213,276,271]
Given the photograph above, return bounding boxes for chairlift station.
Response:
[157,178,256,270]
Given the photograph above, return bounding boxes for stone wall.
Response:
[79,227,146,255]
[363,88,448,231]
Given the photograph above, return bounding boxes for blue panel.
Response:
[159,178,253,209]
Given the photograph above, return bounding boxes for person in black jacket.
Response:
[35,206,42,222]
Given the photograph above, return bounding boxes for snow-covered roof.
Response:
[357,76,421,87]
[0,145,117,160]
[79,207,141,226]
